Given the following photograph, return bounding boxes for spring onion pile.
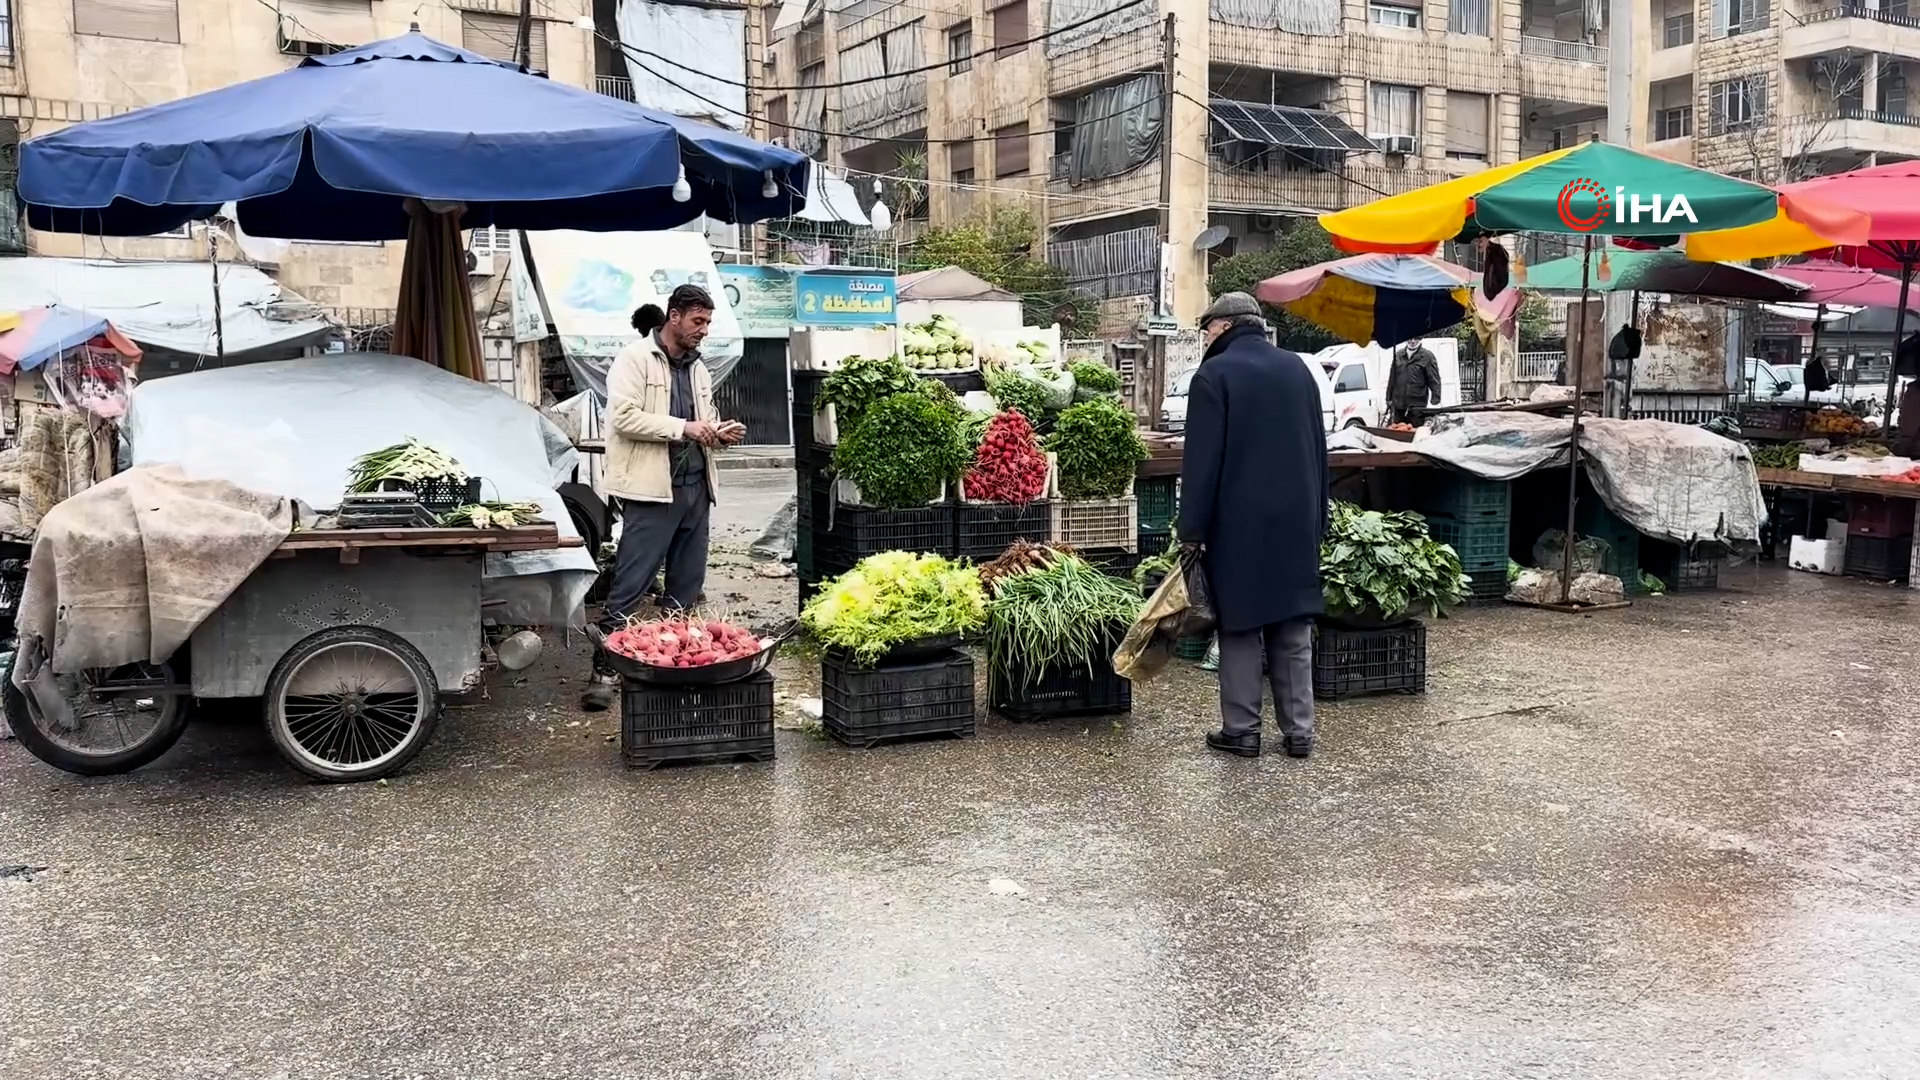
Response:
[986,551,1142,690]
[438,502,539,529]
[348,438,467,493]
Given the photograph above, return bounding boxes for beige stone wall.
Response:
[9,0,596,313]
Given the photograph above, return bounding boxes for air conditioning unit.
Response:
[1247,214,1281,234]
[764,45,777,64]
[467,251,496,276]
[1375,135,1418,155]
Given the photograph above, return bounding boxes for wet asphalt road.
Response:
[2,480,1917,1077]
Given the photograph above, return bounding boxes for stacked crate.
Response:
[1418,473,1511,602]
[1574,496,1643,594]
[822,647,977,748]
[1843,493,1914,581]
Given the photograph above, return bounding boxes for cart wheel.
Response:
[2,650,192,776]
[264,626,441,783]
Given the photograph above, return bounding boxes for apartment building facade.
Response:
[1634,0,1920,181]
[0,0,598,314]
[766,0,1609,325]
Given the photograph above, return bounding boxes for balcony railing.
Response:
[1799,2,1920,29]
[1793,105,1920,127]
[1517,351,1562,383]
[1519,35,1607,64]
[596,75,636,103]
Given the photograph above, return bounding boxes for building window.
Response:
[992,0,1028,59]
[1369,1,1421,29]
[949,140,976,185]
[0,0,15,62]
[1448,0,1489,35]
[74,0,180,44]
[1709,0,1767,38]
[1885,66,1909,116]
[1663,12,1694,47]
[1656,106,1693,139]
[473,226,515,253]
[1368,83,1420,140]
[1709,76,1765,133]
[995,122,1030,177]
[766,96,788,140]
[1445,92,1490,160]
[462,10,547,70]
[947,22,973,74]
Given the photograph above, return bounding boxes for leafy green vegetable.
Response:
[1130,532,1181,592]
[1067,360,1121,396]
[832,392,970,508]
[820,355,921,435]
[803,551,987,665]
[348,438,466,493]
[438,502,540,528]
[987,553,1143,690]
[1639,571,1668,595]
[1319,501,1470,620]
[960,409,995,452]
[986,369,1050,426]
[1047,398,1147,499]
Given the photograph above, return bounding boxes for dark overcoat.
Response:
[1175,324,1329,633]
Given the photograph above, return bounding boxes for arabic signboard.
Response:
[794,270,897,326]
[523,229,743,363]
[719,264,796,338]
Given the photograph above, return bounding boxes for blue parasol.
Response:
[18,30,809,240]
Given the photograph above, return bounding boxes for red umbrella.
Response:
[1770,259,1911,308]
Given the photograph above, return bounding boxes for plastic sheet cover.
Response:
[1045,0,1157,57]
[615,0,748,130]
[123,354,596,625]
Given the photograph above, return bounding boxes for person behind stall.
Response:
[1179,292,1329,760]
[1895,331,1920,457]
[1386,340,1441,426]
[582,286,745,711]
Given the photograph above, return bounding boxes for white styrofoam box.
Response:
[790,326,898,372]
[1827,518,1850,542]
[1798,454,1917,477]
[833,475,944,508]
[812,401,839,446]
[1789,536,1846,575]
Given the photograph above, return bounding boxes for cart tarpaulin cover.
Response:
[122,353,595,624]
[13,464,292,680]
[1332,412,1766,549]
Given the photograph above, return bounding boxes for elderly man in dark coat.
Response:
[1178,292,1330,759]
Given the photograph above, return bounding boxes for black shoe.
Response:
[1206,729,1261,758]
[1283,734,1314,759]
[581,674,618,713]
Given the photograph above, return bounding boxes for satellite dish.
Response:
[1193,225,1230,252]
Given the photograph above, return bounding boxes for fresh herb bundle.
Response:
[802,552,987,665]
[347,438,467,493]
[438,502,540,529]
[831,392,969,508]
[1320,501,1470,620]
[820,355,921,434]
[1067,360,1121,397]
[1130,531,1180,591]
[985,369,1050,426]
[1047,398,1147,499]
[986,553,1142,690]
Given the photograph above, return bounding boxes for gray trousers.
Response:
[1217,618,1314,740]
[601,480,711,624]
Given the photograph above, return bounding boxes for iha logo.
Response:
[1556,177,1698,231]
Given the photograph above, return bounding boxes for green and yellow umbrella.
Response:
[1320,142,1867,258]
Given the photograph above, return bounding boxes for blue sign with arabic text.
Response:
[794,270,897,326]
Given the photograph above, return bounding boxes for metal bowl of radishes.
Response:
[591,616,798,685]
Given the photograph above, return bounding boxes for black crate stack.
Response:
[1843,493,1914,581]
[621,671,777,769]
[822,648,977,748]
[1417,474,1511,602]
[989,624,1133,721]
[1312,621,1427,700]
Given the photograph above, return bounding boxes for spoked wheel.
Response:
[264,626,441,783]
[2,651,192,775]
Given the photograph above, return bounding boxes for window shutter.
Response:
[949,140,975,176]
[74,0,180,43]
[463,11,547,70]
[995,123,1029,176]
[992,0,1028,57]
[1446,92,1489,155]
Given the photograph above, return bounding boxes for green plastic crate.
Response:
[1175,636,1211,661]
[1425,514,1509,575]
[1420,474,1510,519]
[1136,476,1179,531]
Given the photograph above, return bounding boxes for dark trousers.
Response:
[600,479,710,626]
[1217,618,1314,740]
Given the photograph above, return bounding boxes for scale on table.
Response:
[336,491,439,530]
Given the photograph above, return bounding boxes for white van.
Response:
[1159,354,1336,434]
[1312,338,1462,429]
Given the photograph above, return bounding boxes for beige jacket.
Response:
[602,335,722,504]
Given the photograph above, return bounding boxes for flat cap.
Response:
[1199,291,1261,324]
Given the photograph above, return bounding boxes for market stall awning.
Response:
[1256,252,1519,347]
[1768,260,1911,307]
[0,305,140,376]
[1520,248,1808,301]
[17,31,810,240]
[1687,160,1920,266]
[1210,100,1374,152]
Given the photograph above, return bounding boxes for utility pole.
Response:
[1147,12,1176,430]
[1601,0,1634,417]
[514,0,534,68]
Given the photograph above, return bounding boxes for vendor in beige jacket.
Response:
[584,284,744,711]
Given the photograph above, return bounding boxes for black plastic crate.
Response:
[1462,566,1509,601]
[378,475,481,514]
[1846,494,1915,539]
[990,626,1133,721]
[1136,476,1180,531]
[1082,546,1143,577]
[1312,621,1427,700]
[1844,534,1912,581]
[1642,541,1723,592]
[954,500,1051,561]
[822,648,976,748]
[1135,526,1173,565]
[1424,514,1509,574]
[621,671,776,769]
[816,502,955,567]
[1419,473,1509,519]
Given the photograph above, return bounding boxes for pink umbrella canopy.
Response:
[1770,260,1912,308]
[0,304,141,377]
